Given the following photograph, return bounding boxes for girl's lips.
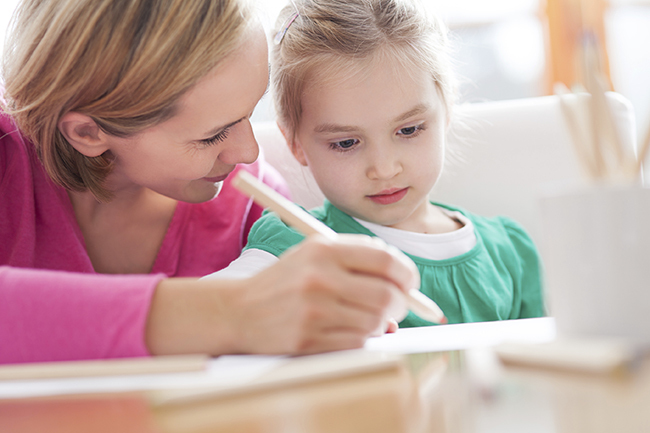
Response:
[367,187,409,205]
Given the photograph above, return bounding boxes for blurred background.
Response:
[1,0,649,139]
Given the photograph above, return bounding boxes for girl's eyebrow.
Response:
[393,104,429,123]
[314,123,359,134]
[313,104,431,134]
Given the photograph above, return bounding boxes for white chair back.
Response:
[252,93,637,246]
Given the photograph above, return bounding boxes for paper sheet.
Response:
[364,317,556,353]
[0,318,556,399]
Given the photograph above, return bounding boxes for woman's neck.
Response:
[68,186,178,274]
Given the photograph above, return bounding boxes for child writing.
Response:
[208,0,545,327]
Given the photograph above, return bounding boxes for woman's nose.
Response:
[219,119,260,165]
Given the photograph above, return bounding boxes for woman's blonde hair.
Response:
[1,0,253,201]
[271,0,456,141]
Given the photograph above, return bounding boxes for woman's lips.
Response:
[203,174,229,183]
[367,187,408,205]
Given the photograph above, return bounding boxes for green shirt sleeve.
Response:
[498,216,546,318]
[243,210,307,257]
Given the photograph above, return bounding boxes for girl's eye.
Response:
[397,124,425,137]
[199,128,230,147]
[329,138,359,152]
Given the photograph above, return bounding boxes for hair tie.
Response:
[274,2,299,45]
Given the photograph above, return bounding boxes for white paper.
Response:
[0,318,556,399]
[364,317,556,353]
[0,355,286,399]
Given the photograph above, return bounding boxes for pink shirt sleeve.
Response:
[0,111,290,364]
[0,266,163,364]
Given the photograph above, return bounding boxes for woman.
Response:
[0,0,417,363]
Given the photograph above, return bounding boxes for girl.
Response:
[211,0,545,326]
[0,0,418,363]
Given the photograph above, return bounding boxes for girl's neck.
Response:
[387,201,462,234]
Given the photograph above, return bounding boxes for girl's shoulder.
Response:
[243,204,319,257]
[244,200,364,257]
[433,202,538,256]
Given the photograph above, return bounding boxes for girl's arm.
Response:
[203,248,279,279]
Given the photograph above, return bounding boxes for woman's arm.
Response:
[0,266,162,364]
[0,234,415,363]
[146,234,415,356]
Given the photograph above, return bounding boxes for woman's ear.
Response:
[277,121,308,166]
[58,112,110,158]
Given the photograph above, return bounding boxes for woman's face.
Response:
[106,26,269,203]
[293,54,447,231]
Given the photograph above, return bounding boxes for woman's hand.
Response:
[146,234,417,356]
[221,234,415,354]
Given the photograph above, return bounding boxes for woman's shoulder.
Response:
[0,111,36,183]
[1,112,21,160]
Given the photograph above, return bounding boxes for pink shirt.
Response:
[0,112,289,364]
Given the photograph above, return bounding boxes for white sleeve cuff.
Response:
[201,248,279,280]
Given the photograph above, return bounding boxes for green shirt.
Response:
[244,200,545,327]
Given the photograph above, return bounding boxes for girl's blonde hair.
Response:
[1,0,253,202]
[271,0,457,141]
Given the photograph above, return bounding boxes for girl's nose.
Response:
[366,146,403,180]
[219,119,260,165]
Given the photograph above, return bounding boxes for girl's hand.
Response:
[385,317,399,334]
[369,317,399,337]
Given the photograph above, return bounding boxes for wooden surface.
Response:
[1,350,649,433]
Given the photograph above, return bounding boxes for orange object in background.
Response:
[542,0,614,92]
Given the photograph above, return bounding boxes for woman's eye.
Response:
[329,138,359,151]
[199,128,230,148]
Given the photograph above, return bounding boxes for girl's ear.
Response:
[277,121,308,166]
[58,112,110,158]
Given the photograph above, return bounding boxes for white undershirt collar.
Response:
[353,207,477,260]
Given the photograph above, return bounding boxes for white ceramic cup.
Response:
[540,185,650,344]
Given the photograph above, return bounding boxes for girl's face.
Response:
[105,26,269,203]
[293,55,447,231]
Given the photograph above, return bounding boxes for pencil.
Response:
[232,170,447,325]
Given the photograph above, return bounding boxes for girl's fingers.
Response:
[386,318,399,333]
